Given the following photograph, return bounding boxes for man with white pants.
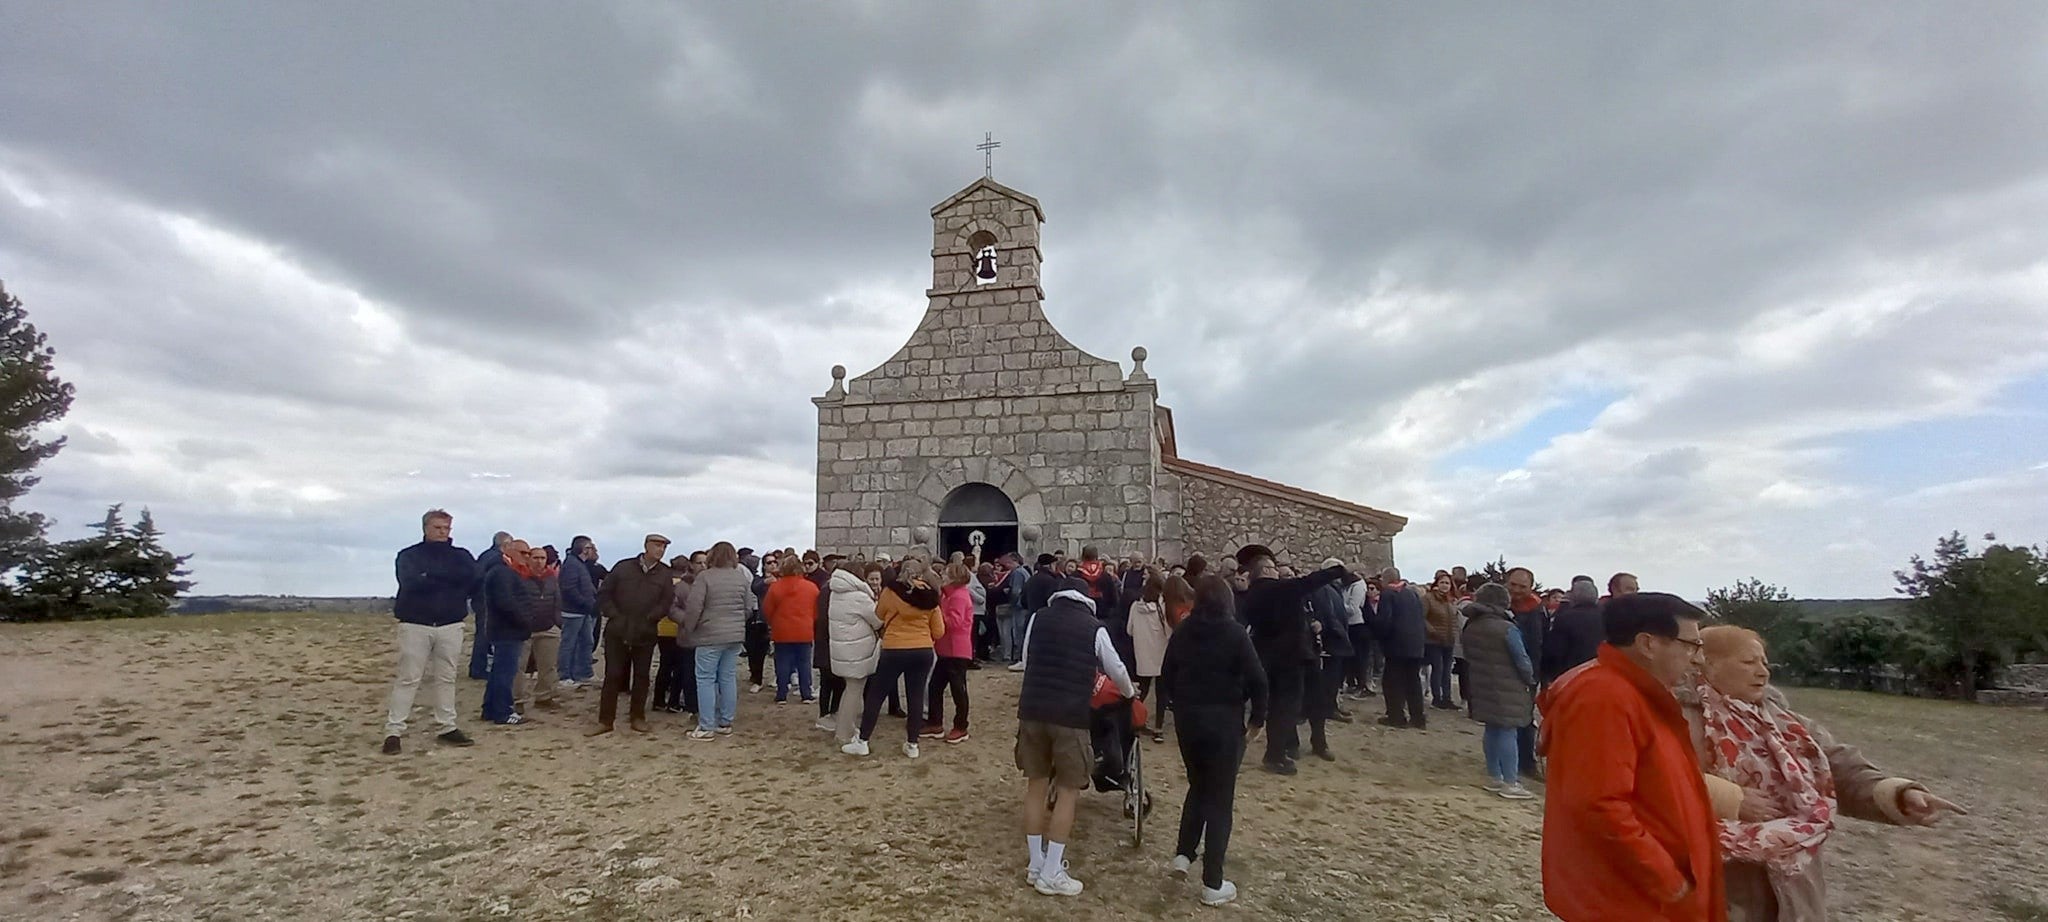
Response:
[384,509,481,754]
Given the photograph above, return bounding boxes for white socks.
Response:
[1043,841,1067,873]
[1026,835,1044,875]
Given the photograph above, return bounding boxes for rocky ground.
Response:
[0,612,2043,921]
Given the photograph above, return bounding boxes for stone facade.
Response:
[814,177,1404,565]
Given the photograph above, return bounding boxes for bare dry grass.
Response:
[0,612,2041,920]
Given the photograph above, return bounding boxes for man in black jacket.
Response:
[1009,554,1063,673]
[384,510,480,754]
[1542,576,1605,683]
[1237,544,1347,775]
[481,538,544,726]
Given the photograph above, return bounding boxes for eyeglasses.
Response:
[1669,635,1705,649]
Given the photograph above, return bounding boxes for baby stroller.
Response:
[1088,674,1152,846]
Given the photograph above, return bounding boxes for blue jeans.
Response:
[1424,644,1455,705]
[1483,724,1520,784]
[467,604,492,679]
[694,643,742,731]
[557,614,590,682]
[481,638,526,722]
[774,642,814,701]
[1009,607,1034,663]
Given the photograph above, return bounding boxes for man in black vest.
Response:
[1015,578,1135,898]
[1236,545,1347,776]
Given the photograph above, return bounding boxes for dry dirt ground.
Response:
[1,612,2044,922]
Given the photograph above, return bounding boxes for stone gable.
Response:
[815,177,1405,567]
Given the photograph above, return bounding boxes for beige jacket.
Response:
[1681,686,1921,921]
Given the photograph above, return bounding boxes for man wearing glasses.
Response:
[1539,592,1719,922]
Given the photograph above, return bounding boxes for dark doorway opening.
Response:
[941,524,1018,563]
[938,482,1019,564]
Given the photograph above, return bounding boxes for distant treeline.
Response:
[175,596,392,614]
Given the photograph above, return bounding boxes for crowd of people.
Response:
[387,509,1967,917]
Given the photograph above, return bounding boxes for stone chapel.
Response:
[813,176,1406,567]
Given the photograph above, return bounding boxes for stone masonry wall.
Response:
[816,180,1157,560]
[1175,468,1395,573]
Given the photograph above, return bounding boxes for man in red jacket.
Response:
[1539,592,1722,922]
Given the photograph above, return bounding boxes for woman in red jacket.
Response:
[762,555,822,704]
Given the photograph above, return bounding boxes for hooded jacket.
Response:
[763,573,821,644]
[1460,584,1535,727]
[1540,646,1725,922]
[937,583,975,659]
[826,569,884,678]
[1018,587,1133,729]
[876,577,944,650]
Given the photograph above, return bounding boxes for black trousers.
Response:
[1382,656,1427,727]
[1262,663,1303,765]
[653,638,695,711]
[1519,724,1540,777]
[1309,656,1346,753]
[925,655,971,731]
[598,635,654,727]
[1346,625,1377,689]
[818,660,845,717]
[860,649,934,744]
[1174,705,1245,890]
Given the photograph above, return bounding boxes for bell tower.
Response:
[927,177,1044,298]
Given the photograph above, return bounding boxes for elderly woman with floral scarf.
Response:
[1684,626,1966,921]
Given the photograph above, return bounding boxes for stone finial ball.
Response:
[831,364,847,380]
[1132,346,1148,363]
[1020,525,1041,541]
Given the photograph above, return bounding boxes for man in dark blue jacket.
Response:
[467,530,511,679]
[482,538,543,725]
[1374,567,1429,730]
[1305,561,1357,760]
[557,537,599,687]
[1009,554,1063,672]
[384,510,480,754]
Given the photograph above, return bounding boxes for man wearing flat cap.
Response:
[589,534,674,735]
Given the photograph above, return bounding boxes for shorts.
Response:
[1015,719,1093,789]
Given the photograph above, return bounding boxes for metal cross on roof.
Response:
[976,132,1002,179]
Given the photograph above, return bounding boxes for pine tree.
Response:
[0,281,76,572]
[1,504,194,621]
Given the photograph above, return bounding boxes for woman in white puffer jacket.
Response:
[826,563,885,745]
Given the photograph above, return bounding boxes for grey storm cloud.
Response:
[3,2,2047,597]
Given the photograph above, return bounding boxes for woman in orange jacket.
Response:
[762,555,822,704]
[841,558,944,759]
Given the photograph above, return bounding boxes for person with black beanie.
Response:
[1234,544,1346,775]
[1158,574,1267,907]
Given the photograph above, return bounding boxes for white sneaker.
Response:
[686,729,716,741]
[1499,783,1537,800]
[814,717,836,732]
[841,738,870,757]
[1201,881,1238,906]
[902,741,920,760]
[750,684,763,694]
[1482,779,1506,793]
[556,679,576,689]
[1170,854,1193,879]
[1007,662,1026,673]
[716,725,734,735]
[1026,864,1043,887]
[1033,862,1084,897]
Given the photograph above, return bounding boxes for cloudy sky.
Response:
[4,3,2046,599]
